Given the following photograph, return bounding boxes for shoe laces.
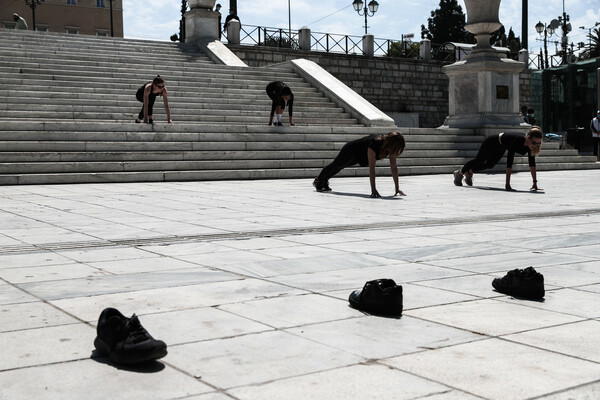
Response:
[126,315,150,343]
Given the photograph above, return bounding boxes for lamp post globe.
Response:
[535,21,544,34]
[368,0,378,14]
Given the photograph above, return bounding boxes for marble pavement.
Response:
[1,169,599,399]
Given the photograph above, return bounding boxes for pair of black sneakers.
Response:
[348,267,545,317]
[94,308,167,365]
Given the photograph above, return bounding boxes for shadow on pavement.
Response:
[90,350,166,373]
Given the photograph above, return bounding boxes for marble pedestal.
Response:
[442,50,529,136]
[185,8,219,43]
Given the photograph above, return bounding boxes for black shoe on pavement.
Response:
[94,308,167,365]
[322,181,332,191]
[453,170,463,186]
[492,266,545,300]
[349,279,403,316]
[464,172,473,186]
[313,178,325,192]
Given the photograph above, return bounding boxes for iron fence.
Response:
[239,25,401,57]
[239,25,299,49]
[528,52,565,70]
[236,24,555,68]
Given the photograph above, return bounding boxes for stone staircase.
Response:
[0,29,597,185]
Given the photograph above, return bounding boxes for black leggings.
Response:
[136,87,157,120]
[462,135,505,174]
[318,142,361,182]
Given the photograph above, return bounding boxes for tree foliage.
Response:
[420,0,473,44]
[578,28,600,60]
[386,41,420,58]
[490,26,522,53]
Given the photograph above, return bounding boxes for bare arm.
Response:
[389,156,405,196]
[505,167,514,191]
[162,88,172,123]
[529,165,541,190]
[143,85,151,122]
[367,148,380,198]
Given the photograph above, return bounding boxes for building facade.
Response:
[1,0,123,37]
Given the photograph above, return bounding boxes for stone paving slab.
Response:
[0,169,599,399]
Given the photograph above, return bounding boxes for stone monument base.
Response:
[442,52,526,135]
[185,8,219,43]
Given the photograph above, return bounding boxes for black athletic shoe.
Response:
[349,279,403,316]
[492,266,545,300]
[453,170,463,186]
[94,308,167,365]
[322,181,332,191]
[313,178,325,192]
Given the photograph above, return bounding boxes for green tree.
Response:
[490,26,521,53]
[420,0,473,44]
[386,41,420,58]
[579,28,600,60]
[506,28,521,53]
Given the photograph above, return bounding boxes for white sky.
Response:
[123,0,600,55]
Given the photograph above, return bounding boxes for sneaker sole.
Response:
[94,337,168,364]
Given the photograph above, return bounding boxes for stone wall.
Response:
[227,44,532,128]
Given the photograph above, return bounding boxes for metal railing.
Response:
[239,25,299,49]
[528,53,565,70]
[239,25,400,57]
[235,25,543,66]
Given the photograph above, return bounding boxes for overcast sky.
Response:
[123,0,599,55]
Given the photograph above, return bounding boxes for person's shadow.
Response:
[468,186,545,194]
[326,191,406,200]
[90,349,166,373]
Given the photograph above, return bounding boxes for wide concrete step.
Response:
[0,149,482,162]
[2,160,598,186]
[0,154,592,174]
[0,66,303,84]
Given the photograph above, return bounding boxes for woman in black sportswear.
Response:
[453,127,543,191]
[135,75,172,124]
[313,131,406,198]
[266,81,294,126]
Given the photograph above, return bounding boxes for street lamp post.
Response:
[579,22,600,49]
[535,21,557,69]
[24,0,42,31]
[352,0,379,35]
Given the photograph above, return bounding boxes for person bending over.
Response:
[266,81,294,126]
[453,127,543,191]
[135,75,172,124]
[313,131,406,198]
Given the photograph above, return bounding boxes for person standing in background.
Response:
[591,110,600,159]
[12,13,28,30]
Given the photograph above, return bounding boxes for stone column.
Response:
[298,26,311,51]
[420,39,431,60]
[226,19,240,45]
[363,34,374,57]
[185,0,219,43]
[441,0,527,135]
[518,49,528,65]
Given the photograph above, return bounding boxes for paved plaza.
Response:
[0,169,599,399]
